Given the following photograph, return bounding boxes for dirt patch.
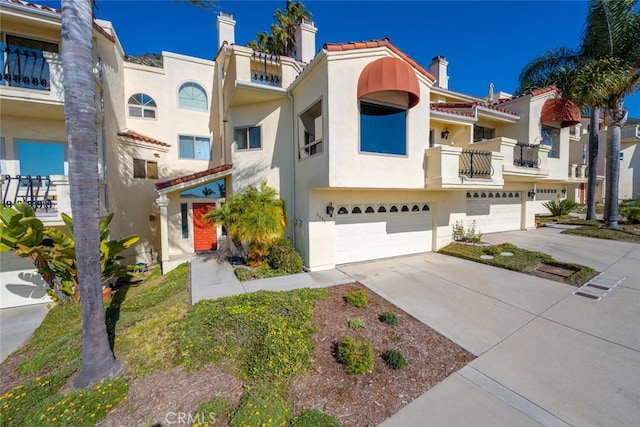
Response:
[289,283,474,426]
[98,365,243,427]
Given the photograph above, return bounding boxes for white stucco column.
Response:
[156,193,170,266]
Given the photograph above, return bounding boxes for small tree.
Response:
[205,181,285,264]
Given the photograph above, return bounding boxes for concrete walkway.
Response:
[0,303,49,363]
[190,253,354,304]
[346,228,639,427]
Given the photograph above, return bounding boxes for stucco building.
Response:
[2,1,610,307]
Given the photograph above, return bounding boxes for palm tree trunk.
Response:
[586,107,600,220]
[61,0,121,389]
[603,97,626,230]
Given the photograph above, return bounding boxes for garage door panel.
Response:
[466,192,522,234]
[335,208,432,265]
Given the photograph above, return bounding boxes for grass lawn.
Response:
[1,264,472,426]
[439,242,597,286]
[535,216,640,243]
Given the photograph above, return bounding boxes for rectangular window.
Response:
[179,135,210,160]
[181,203,188,238]
[473,126,495,142]
[299,101,323,159]
[18,141,66,176]
[542,125,560,158]
[360,101,406,156]
[235,126,262,150]
[133,158,158,179]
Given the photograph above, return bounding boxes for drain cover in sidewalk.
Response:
[573,273,626,301]
[536,264,576,278]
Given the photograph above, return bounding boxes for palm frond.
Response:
[517,47,582,95]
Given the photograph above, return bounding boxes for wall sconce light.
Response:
[149,214,156,222]
[561,187,567,196]
[326,202,335,218]
[441,127,450,140]
[528,190,536,199]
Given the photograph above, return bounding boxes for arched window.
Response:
[178,82,208,111]
[128,93,157,118]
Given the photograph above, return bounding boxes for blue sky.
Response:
[39,0,639,117]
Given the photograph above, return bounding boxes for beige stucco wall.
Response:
[324,50,432,189]
[620,141,639,200]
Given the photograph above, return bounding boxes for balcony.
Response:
[568,164,588,181]
[471,137,550,180]
[425,146,504,189]
[0,42,64,119]
[1,175,70,224]
[222,46,302,109]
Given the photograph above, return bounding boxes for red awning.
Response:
[541,97,581,128]
[357,57,420,108]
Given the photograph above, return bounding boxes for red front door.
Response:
[193,203,217,251]
[579,183,585,204]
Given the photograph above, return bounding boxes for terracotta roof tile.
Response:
[155,164,233,191]
[430,104,475,118]
[324,38,436,82]
[494,85,561,104]
[430,102,518,117]
[5,0,61,13]
[4,0,115,43]
[118,129,170,148]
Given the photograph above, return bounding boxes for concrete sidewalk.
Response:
[190,253,354,304]
[0,303,49,363]
[345,230,640,427]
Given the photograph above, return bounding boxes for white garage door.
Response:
[466,191,522,234]
[335,203,432,265]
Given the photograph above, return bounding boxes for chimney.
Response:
[217,12,235,49]
[429,55,449,89]
[295,19,317,63]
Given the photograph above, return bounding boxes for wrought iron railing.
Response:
[459,150,493,178]
[250,51,282,87]
[514,142,540,168]
[0,44,52,91]
[2,175,55,212]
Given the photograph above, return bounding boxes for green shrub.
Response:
[621,206,640,224]
[290,409,341,427]
[234,264,274,281]
[344,290,368,308]
[348,318,366,330]
[265,237,304,274]
[229,389,290,427]
[336,336,373,375]
[378,311,398,325]
[542,199,578,217]
[452,220,482,243]
[382,349,406,370]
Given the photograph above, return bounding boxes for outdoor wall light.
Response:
[528,190,536,199]
[441,128,450,140]
[149,214,156,222]
[326,202,335,218]
[561,187,567,196]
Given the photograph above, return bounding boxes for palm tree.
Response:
[247,0,312,57]
[61,0,121,389]
[581,0,640,228]
[204,181,285,264]
[518,0,640,227]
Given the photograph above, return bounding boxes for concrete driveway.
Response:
[341,228,640,426]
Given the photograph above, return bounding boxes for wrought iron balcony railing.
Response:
[0,44,53,91]
[2,175,56,213]
[459,149,493,179]
[514,142,540,168]
[250,51,282,87]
